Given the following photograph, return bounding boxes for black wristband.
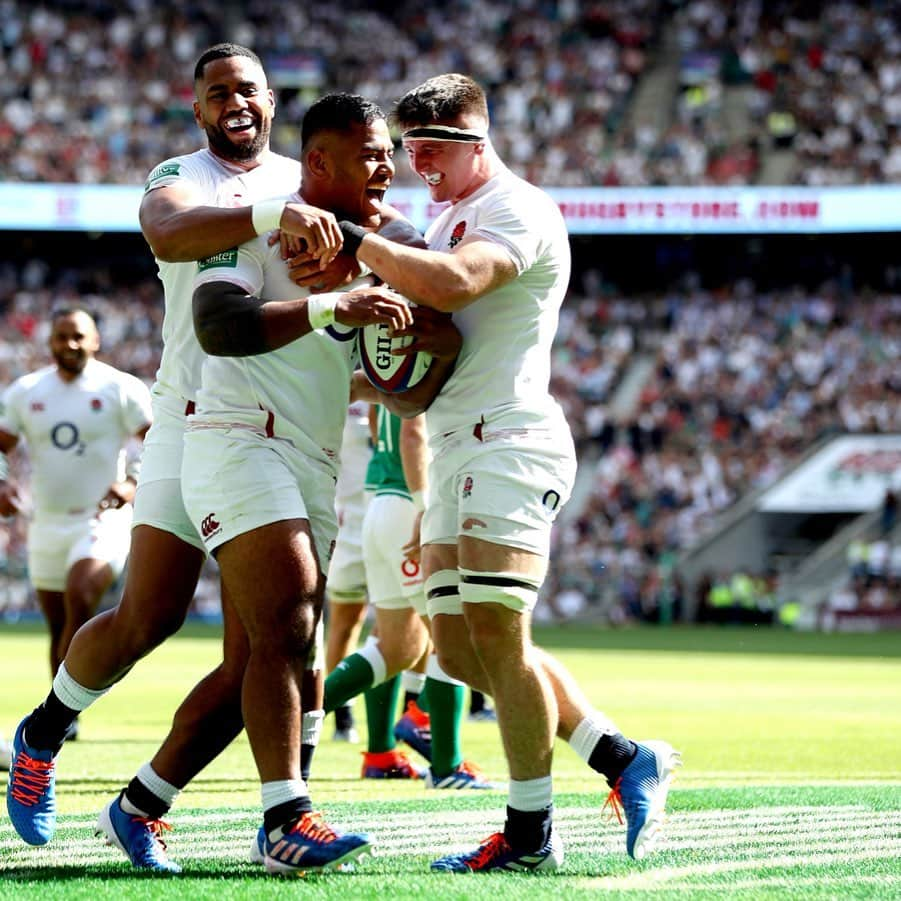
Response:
[338,220,367,256]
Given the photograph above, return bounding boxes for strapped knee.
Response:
[425,569,462,618]
[458,570,541,613]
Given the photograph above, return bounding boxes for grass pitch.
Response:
[1,622,899,898]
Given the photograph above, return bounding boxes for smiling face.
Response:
[306,119,395,223]
[49,311,100,380]
[401,116,488,204]
[193,55,274,164]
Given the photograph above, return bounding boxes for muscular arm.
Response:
[141,183,342,264]
[192,282,412,357]
[140,182,259,262]
[351,232,517,312]
[399,415,428,495]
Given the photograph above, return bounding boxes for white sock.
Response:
[261,779,309,812]
[262,779,310,841]
[52,662,109,711]
[302,709,324,746]
[120,762,180,815]
[401,670,426,695]
[358,636,388,685]
[508,775,553,811]
[426,653,465,686]
[569,715,619,764]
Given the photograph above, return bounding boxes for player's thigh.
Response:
[326,527,367,604]
[34,588,65,628]
[66,505,133,586]
[183,428,337,570]
[453,441,575,564]
[363,494,424,612]
[216,517,320,640]
[134,393,204,549]
[27,517,82,592]
[374,605,428,664]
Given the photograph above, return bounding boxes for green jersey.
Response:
[364,405,410,499]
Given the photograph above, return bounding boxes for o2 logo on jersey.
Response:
[51,422,86,456]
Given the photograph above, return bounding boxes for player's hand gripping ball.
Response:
[358,321,432,393]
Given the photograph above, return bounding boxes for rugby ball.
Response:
[358,322,432,393]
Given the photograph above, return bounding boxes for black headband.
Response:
[402,125,486,143]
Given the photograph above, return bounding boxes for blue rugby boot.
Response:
[96,791,181,872]
[6,716,57,846]
[605,740,681,860]
[431,829,563,873]
[393,701,432,761]
[425,760,504,790]
[263,811,371,876]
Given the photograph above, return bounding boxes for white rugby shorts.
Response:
[326,492,371,604]
[182,427,338,569]
[422,425,576,558]
[132,390,204,550]
[28,505,133,592]
[362,492,426,615]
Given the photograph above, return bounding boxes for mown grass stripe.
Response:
[3,803,897,871]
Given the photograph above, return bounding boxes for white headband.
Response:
[402,124,486,143]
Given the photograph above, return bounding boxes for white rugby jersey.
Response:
[190,195,359,474]
[144,148,301,402]
[0,359,152,515]
[335,402,371,512]
[423,166,571,437]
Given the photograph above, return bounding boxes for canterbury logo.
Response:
[200,514,220,538]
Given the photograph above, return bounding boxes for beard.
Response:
[53,352,87,376]
[205,118,271,162]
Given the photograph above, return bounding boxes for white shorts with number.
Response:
[28,505,133,592]
[132,390,204,550]
[182,426,338,570]
[362,492,426,615]
[421,425,576,559]
[327,491,371,604]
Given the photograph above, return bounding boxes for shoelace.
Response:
[468,832,510,869]
[603,777,625,825]
[133,816,173,853]
[9,752,54,806]
[291,812,338,845]
[404,702,431,729]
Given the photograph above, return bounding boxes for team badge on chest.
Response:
[449,221,467,249]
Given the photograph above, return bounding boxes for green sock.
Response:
[364,675,401,753]
[324,653,375,713]
[425,676,465,777]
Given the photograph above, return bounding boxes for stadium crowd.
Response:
[663,0,901,186]
[2,256,899,624]
[7,1,901,188]
[0,0,665,188]
[543,280,901,621]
